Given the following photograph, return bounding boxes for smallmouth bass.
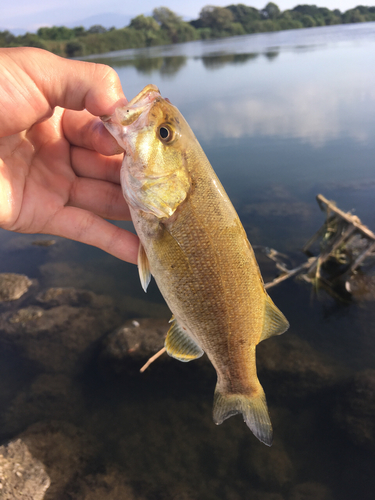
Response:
[102,85,289,445]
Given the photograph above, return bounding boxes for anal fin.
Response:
[138,243,151,292]
[165,318,204,362]
[260,294,289,342]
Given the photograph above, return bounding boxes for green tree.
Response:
[226,4,260,32]
[300,15,316,27]
[226,4,260,23]
[153,7,196,44]
[261,2,281,20]
[342,7,375,23]
[37,26,75,40]
[19,33,46,48]
[199,6,235,31]
[129,14,163,46]
[0,30,15,47]
[65,40,83,57]
[73,26,86,37]
[130,14,160,32]
[196,5,246,37]
[87,25,107,34]
[153,7,182,27]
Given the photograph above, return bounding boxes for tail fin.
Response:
[213,384,273,446]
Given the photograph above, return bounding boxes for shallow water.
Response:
[1,23,375,499]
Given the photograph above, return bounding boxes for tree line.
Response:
[1,4,375,58]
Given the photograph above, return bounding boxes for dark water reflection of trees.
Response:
[89,55,187,76]
[90,51,280,76]
[201,52,260,70]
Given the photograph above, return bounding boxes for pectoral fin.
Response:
[138,243,151,292]
[165,318,204,362]
[260,294,289,342]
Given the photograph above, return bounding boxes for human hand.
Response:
[0,47,138,264]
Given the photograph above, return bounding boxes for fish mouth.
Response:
[127,84,160,108]
[101,84,161,149]
[101,84,161,127]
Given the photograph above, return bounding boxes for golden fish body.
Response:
[102,85,289,445]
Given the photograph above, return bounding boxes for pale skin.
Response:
[0,47,138,264]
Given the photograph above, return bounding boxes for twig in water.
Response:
[140,347,166,373]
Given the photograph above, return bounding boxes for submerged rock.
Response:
[257,334,341,398]
[101,318,168,372]
[36,287,113,308]
[0,273,32,302]
[2,373,85,436]
[333,369,375,451]
[0,439,50,499]
[0,290,122,374]
[9,306,44,324]
[288,482,333,500]
[247,439,295,487]
[19,421,98,500]
[67,466,137,500]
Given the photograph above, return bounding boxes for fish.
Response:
[101,84,289,446]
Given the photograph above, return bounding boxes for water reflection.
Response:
[264,50,280,61]
[201,52,259,70]
[88,55,187,76]
[187,79,375,146]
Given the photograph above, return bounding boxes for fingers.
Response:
[63,109,124,156]
[68,177,131,221]
[70,146,123,184]
[46,206,139,264]
[2,47,127,119]
[33,48,127,116]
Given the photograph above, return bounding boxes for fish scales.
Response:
[101,84,289,445]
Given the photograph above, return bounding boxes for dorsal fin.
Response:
[260,294,289,342]
[138,243,151,292]
[165,318,204,362]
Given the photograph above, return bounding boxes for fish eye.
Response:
[158,125,174,143]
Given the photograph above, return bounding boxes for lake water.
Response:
[1,23,375,499]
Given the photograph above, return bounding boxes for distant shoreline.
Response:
[1,4,375,58]
[80,22,375,64]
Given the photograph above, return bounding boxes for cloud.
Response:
[187,76,375,147]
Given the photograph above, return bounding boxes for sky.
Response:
[1,1,370,34]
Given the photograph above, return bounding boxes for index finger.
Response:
[1,47,127,131]
[35,49,127,116]
[63,108,124,156]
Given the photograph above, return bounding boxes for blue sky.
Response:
[2,1,368,34]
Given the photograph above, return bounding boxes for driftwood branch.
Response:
[265,194,375,292]
[264,258,316,289]
[316,194,375,241]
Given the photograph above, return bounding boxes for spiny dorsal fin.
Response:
[260,294,289,342]
[138,243,151,292]
[165,318,204,362]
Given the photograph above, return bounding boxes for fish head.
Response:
[101,84,192,219]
